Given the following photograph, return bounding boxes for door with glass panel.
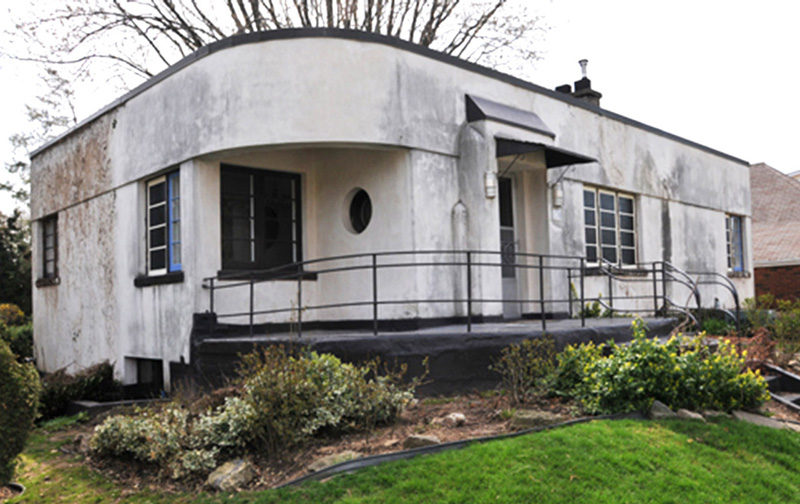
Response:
[499,176,520,319]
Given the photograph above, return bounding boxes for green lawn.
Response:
[10,415,800,503]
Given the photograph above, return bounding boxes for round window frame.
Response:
[344,188,372,234]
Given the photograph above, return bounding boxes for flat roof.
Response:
[30,28,749,165]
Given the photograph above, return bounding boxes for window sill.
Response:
[134,271,184,287]
[216,270,318,282]
[584,266,649,277]
[727,270,751,279]
[36,277,60,288]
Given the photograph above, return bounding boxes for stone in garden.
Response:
[508,409,564,429]
[73,433,91,454]
[701,410,730,419]
[732,410,789,430]
[444,412,467,427]
[206,459,257,492]
[783,421,800,433]
[649,400,677,419]
[308,450,361,472]
[403,434,441,449]
[676,409,705,422]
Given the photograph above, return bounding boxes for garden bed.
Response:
[65,391,578,491]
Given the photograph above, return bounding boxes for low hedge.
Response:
[558,319,770,414]
[40,361,122,420]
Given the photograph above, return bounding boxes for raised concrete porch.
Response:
[187,316,678,395]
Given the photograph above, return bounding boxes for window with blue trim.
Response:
[147,172,181,275]
[726,214,744,272]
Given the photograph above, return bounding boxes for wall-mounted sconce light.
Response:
[552,182,564,207]
[484,171,497,199]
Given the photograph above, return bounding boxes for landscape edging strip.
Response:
[277,411,644,488]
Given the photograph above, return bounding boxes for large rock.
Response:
[308,451,361,472]
[701,410,730,419]
[732,410,793,430]
[206,459,257,492]
[403,434,441,449]
[676,409,705,422]
[444,412,467,427]
[649,400,677,419]
[508,410,564,429]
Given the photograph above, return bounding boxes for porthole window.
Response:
[348,189,372,234]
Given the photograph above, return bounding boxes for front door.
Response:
[499,176,520,319]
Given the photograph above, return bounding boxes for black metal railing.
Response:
[201,250,740,338]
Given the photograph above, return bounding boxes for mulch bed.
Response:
[63,391,579,492]
[54,369,800,494]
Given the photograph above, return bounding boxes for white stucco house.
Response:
[30,29,753,390]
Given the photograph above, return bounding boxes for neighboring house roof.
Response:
[750,162,800,266]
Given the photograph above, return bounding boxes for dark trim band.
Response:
[134,271,185,287]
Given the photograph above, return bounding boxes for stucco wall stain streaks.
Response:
[34,192,117,374]
[30,112,116,220]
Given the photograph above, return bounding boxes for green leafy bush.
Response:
[580,300,603,318]
[552,340,605,398]
[556,319,769,415]
[0,303,25,325]
[0,303,33,360]
[0,339,41,484]
[90,397,256,480]
[239,347,415,451]
[701,317,732,336]
[742,295,800,366]
[0,321,32,360]
[743,295,775,333]
[90,347,417,480]
[770,299,800,365]
[40,361,122,420]
[491,336,556,404]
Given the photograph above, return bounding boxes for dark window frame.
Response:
[40,213,58,281]
[220,164,303,272]
[726,214,745,273]
[583,186,637,267]
[146,170,181,276]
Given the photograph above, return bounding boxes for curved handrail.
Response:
[202,248,740,337]
[204,249,585,288]
[685,270,741,332]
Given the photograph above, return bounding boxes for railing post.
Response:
[372,253,378,336]
[297,272,303,339]
[209,278,215,314]
[567,268,573,319]
[249,277,254,338]
[580,258,585,328]
[539,255,546,332]
[661,262,668,312]
[607,265,613,312]
[466,251,472,333]
[652,262,659,315]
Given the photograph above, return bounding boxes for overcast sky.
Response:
[2,0,798,214]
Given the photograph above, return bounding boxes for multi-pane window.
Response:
[146,172,181,275]
[42,214,58,279]
[726,214,744,272]
[221,164,301,271]
[584,187,636,266]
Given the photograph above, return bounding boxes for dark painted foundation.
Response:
[184,314,678,395]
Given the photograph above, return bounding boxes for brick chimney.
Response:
[555,59,602,107]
